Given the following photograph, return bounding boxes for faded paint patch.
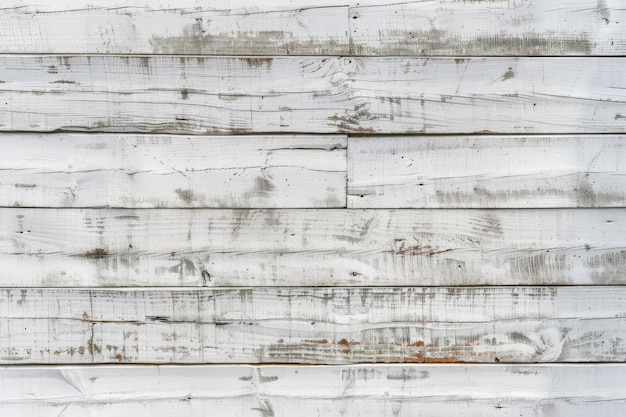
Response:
[255,176,275,193]
[174,188,194,204]
[502,67,515,81]
[386,369,429,380]
[329,103,377,133]
[242,58,273,68]
[371,29,593,55]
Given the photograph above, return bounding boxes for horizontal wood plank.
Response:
[0,3,350,55]
[348,135,626,208]
[351,0,626,56]
[1,56,625,134]
[0,134,346,208]
[2,1,625,56]
[1,364,625,416]
[0,287,625,364]
[2,208,625,287]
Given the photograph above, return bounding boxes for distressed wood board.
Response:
[0,3,349,55]
[2,208,625,287]
[0,134,346,208]
[348,135,626,208]
[1,364,625,416]
[2,1,625,56]
[0,287,625,364]
[350,0,626,56]
[1,56,625,134]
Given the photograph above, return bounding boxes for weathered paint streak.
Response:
[348,135,626,208]
[2,208,625,287]
[0,287,625,364]
[0,134,347,208]
[350,0,624,56]
[1,364,625,416]
[1,56,625,134]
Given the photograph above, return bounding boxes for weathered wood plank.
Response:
[2,364,625,416]
[2,208,625,286]
[2,1,625,57]
[350,0,626,56]
[1,56,625,134]
[0,3,349,55]
[0,134,346,208]
[0,287,624,363]
[348,135,626,208]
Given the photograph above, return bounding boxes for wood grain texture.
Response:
[348,135,626,208]
[0,2,349,55]
[0,287,625,364]
[2,208,625,287]
[0,134,346,208]
[2,1,625,57]
[1,56,625,134]
[1,364,625,416]
[351,0,626,56]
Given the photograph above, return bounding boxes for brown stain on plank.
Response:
[242,58,273,68]
[424,357,462,363]
[303,339,329,344]
[394,242,453,256]
[84,248,109,258]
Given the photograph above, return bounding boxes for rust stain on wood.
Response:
[303,339,329,344]
[424,357,462,363]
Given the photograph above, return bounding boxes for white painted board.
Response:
[0,2,350,55]
[2,1,625,56]
[1,208,624,286]
[351,0,626,56]
[348,135,626,208]
[0,134,346,208]
[1,56,625,134]
[1,364,625,416]
[0,287,624,363]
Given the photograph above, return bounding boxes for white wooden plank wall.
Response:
[1,1,625,415]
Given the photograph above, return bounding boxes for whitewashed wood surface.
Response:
[1,208,624,287]
[351,0,626,56]
[1,364,625,416]
[2,1,625,56]
[0,134,346,208]
[349,135,626,208]
[0,287,624,364]
[0,2,349,55]
[1,56,625,134]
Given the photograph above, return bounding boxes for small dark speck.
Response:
[495,357,500,362]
